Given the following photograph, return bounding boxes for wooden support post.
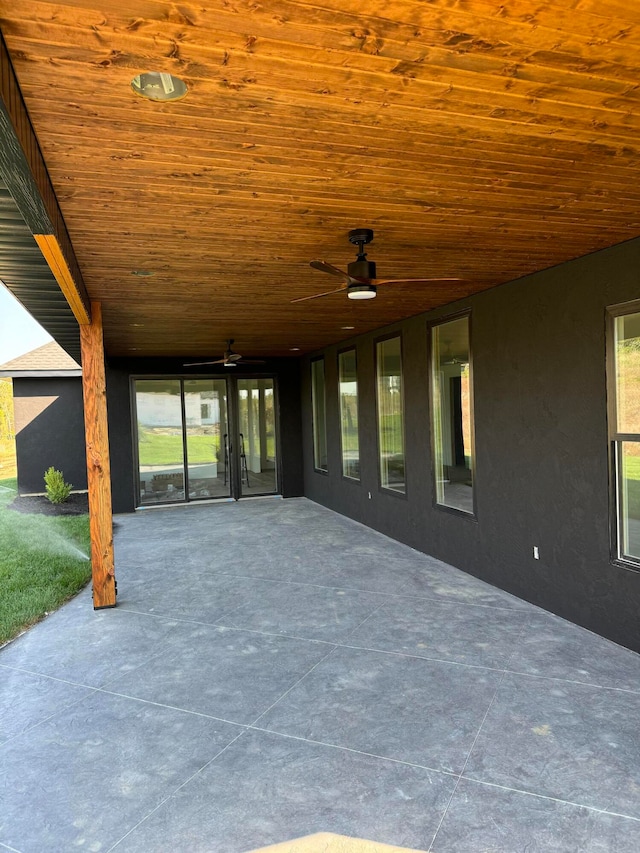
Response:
[80,301,116,609]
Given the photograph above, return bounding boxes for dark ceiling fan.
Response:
[292,228,465,302]
[184,339,266,368]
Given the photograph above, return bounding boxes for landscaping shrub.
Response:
[44,467,72,504]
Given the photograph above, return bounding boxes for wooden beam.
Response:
[80,301,116,610]
[0,29,91,324]
[34,234,90,324]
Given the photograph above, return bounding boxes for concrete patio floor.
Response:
[1,497,640,852]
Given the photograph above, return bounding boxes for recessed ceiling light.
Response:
[341,326,355,330]
[131,270,155,277]
[131,72,188,102]
[129,323,145,327]
[290,347,300,351]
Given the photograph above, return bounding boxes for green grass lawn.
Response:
[138,429,219,465]
[0,477,92,646]
[623,454,640,520]
[138,428,277,466]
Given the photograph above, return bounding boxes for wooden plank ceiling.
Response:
[1,0,640,359]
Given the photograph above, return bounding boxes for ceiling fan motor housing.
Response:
[348,259,376,279]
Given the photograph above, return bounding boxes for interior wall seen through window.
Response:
[430,314,474,514]
[338,349,360,480]
[311,358,328,472]
[376,336,406,494]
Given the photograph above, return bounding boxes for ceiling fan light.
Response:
[348,284,377,300]
[224,361,237,367]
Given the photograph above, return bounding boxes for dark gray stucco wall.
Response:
[302,237,640,653]
[106,356,303,515]
[13,376,87,495]
[105,363,135,515]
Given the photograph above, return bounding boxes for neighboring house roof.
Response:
[0,341,82,377]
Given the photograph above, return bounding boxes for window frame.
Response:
[374,332,407,497]
[337,346,361,483]
[428,309,477,519]
[310,356,328,474]
[607,299,640,572]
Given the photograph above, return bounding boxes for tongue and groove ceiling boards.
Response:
[1,1,640,358]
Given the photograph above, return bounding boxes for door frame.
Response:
[226,374,281,500]
[130,373,282,507]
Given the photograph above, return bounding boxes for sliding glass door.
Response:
[184,379,229,500]
[237,378,277,496]
[135,379,191,505]
[134,376,277,505]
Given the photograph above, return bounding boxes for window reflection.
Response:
[311,359,328,472]
[237,378,277,495]
[431,315,474,514]
[135,379,185,505]
[135,378,230,505]
[376,336,405,493]
[339,349,360,480]
[613,313,640,562]
[184,379,229,499]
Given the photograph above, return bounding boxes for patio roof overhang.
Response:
[5,2,640,613]
[1,32,115,608]
[0,32,87,362]
[4,2,640,363]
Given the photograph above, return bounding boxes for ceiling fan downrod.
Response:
[348,227,374,260]
[347,228,377,298]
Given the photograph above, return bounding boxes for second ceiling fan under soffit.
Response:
[292,228,466,303]
[183,339,266,368]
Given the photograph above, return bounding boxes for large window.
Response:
[609,306,640,567]
[376,335,405,493]
[311,358,328,472]
[430,314,475,514]
[338,349,360,480]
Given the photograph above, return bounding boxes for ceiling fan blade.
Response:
[291,284,348,303]
[374,277,466,286]
[310,260,352,280]
[183,358,226,366]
